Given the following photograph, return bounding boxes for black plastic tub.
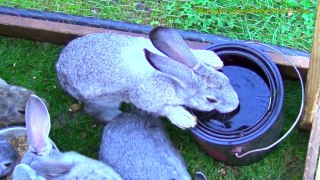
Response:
[190,42,284,166]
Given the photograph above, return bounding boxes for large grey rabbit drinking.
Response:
[56,26,239,129]
[12,94,122,179]
[100,110,206,180]
[0,126,26,177]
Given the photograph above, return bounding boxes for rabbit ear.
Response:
[0,78,8,87]
[25,95,52,155]
[191,50,224,70]
[195,171,207,180]
[12,164,40,180]
[0,126,26,142]
[31,160,72,177]
[149,26,199,68]
[144,49,195,86]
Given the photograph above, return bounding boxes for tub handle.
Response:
[234,42,305,158]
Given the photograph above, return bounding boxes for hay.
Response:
[5,135,28,180]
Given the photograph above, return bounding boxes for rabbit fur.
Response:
[99,110,192,180]
[56,26,239,129]
[12,163,46,180]
[0,78,34,127]
[0,126,27,177]
[13,94,122,180]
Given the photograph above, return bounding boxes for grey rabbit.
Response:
[56,26,239,129]
[12,163,46,180]
[99,110,206,180]
[12,94,122,180]
[0,126,26,177]
[0,78,34,127]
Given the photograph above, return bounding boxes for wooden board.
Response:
[0,14,205,49]
[300,2,320,130]
[316,149,320,180]
[303,86,320,180]
[0,14,310,80]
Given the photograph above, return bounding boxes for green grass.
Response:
[0,35,309,180]
[0,0,316,179]
[0,0,317,50]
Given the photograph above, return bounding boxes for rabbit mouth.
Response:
[187,104,240,122]
[215,102,239,114]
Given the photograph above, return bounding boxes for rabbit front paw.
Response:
[164,106,197,129]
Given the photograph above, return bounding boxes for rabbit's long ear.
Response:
[0,126,26,142]
[25,95,52,155]
[12,164,41,180]
[0,78,8,87]
[191,50,224,70]
[149,26,199,68]
[31,160,72,177]
[144,49,195,86]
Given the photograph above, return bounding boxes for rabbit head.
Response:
[146,27,239,113]
[0,81,35,127]
[0,126,27,177]
[100,111,193,180]
[18,94,122,179]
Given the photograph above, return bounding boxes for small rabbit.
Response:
[56,26,239,129]
[0,126,27,177]
[13,94,122,179]
[99,110,206,180]
[0,78,34,127]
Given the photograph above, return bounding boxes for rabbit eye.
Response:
[18,110,25,114]
[207,97,217,103]
[4,162,12,167]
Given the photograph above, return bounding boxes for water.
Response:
[194,65,271,133]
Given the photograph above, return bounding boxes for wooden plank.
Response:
[0,14,129,44]
[300,2,320,130]
[303,86,320,180]
[0,14,309,80]
[0,14,205,48]
[316,152,320,180]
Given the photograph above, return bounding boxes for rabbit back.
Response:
[56,33,161,102]
[100,112,191,180]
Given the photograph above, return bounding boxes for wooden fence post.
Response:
[300,2,320,130]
